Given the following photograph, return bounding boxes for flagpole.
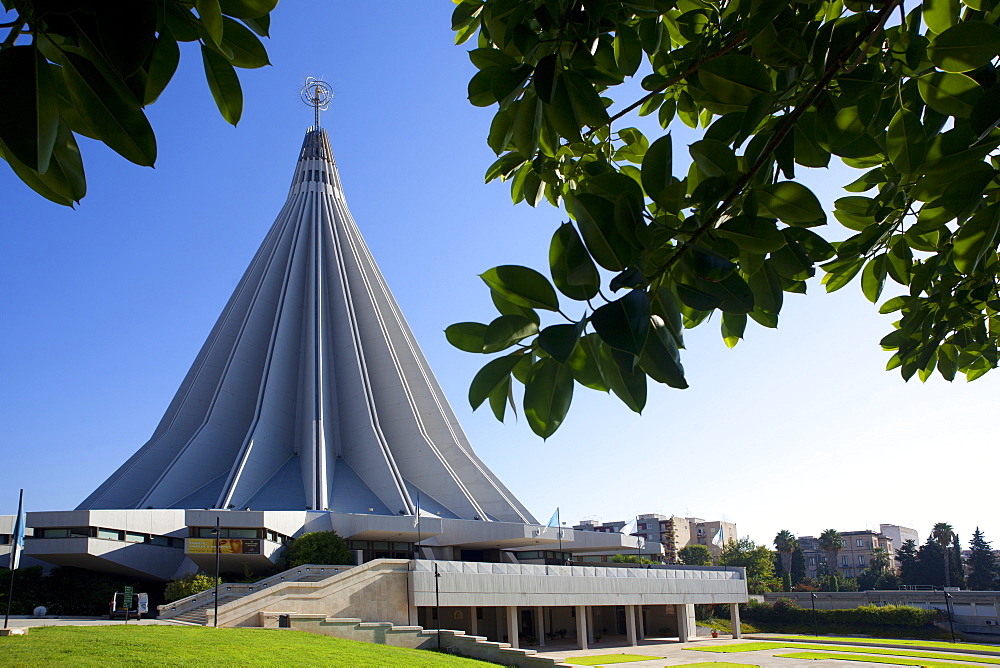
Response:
[4,489,23,630]
[557,507,563,563]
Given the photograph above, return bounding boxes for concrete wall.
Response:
[217,559,412,627]
[412,560,748,608]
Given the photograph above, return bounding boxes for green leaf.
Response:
[240,15,270,37]
[861,255,888,303]
[969,84,1000,139]
[481,265,560,311]
[539,323,583,364]
[221,17,271,68]
[640,133,674,209]
[953,205,1000,273]
[689,139,737,177]
[563,70,610,128]
[721,311,747,348]
[445,322,489,353]
[696,55,771,111]
[640,314,688,388]
[144,32,181,105]
[822,257,865,292]
[0,46,59,173]
[923,0,960,35]
[598,346,646,413]
[918,72,982,118]
[219,0,278,19]
[484,315,539,350]
[747,263,783,313]
[716,216,786,254]
[523,358,574,439]
[549,223,600,301]
[591,290,651,356]
[487,375,511,421]
[928,21,1000,73]
[196,0,225,48]
[469,353,523,410]
[614,24,642,77]
[886,109,926,174]
[567,333,609,391]
[491,291,539,324]
[62,52,156,166]
[572,193,634,271]
[201,45,244,125]
[757,182,826,226]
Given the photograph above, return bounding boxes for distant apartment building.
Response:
[880,524,921,568]
[799,527,904,579]
[574,514,737,563]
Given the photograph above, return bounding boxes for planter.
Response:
[711,630,719,638]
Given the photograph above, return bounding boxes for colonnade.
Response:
[415,602,742,649]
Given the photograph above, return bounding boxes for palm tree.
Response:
[932,522,955,588]
[774,529,799,577]
[819,529,844,576]
[870,548,892,576]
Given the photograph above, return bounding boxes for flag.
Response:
[546,508,560,527]
[10,491,24,570]
[620,518,638,537]
[413,493,421,527]
[713,526,725,547]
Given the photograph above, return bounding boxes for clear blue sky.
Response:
[2,2,997,550]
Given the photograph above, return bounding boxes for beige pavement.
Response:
[1,615,181,628]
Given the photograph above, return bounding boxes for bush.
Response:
[740,600,936,628]
[164,573,221,602]
[283,531,353,567]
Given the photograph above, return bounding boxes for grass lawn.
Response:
[757,635,1000,655]
[0,626,495,667]
[565,654,660,665]
[692,641,1000,665]
[774,651,972,668]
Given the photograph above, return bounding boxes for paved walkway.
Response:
[1,615,180,628]
[526,635,1000,667]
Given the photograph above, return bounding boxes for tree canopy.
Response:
[283,531,353,567]
[0,0,276,206]
[448,0,1000,438]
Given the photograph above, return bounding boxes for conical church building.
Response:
[22,112,635,580]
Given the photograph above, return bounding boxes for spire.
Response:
[77,119,536,525]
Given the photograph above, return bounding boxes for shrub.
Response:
[164,573,221,602]
[284,531,353,567]
[740,600,936,628]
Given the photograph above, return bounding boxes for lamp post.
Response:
[434,563,441,650]
[810,592,817,635]
[210,517,221,628]
[944,591,956,643]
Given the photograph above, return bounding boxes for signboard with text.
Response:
[187,538,261,555]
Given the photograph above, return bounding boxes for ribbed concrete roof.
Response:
[79,128,535,524]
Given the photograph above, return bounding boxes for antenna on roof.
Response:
[300,77,333,129]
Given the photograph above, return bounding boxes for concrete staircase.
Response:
[159,564,347,624]
[272,615,571,668]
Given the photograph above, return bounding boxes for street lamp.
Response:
[944,591,956,643]
[810,592,817,635]
[434,563,441,650]
[210,517,221,627]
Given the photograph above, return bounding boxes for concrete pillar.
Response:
[496,606,504,643]
[506,606,519,648]
[637,604,645,640]
[676,603,693,643]
[730,602,742,639]
[535,606,545,646]
[407,604,418,626]
[469,606,477,636]
[575,605,588,650]
[625,605,638,646]
[586,606,595,643]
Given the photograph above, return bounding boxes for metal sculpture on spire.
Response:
[300,77,333,128]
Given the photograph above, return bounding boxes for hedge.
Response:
[739,599,938,628]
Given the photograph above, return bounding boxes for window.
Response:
[98,528,123,541]
[41,528,70,538]
[842,556,849,566]
[808,557,815,565]
[858,555,865,566]
[125,532,146,543]
[856,539,863,547]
